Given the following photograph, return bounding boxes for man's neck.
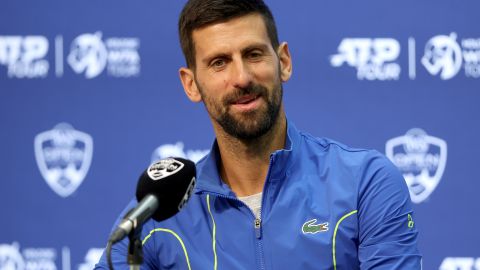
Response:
[214,112,287,197]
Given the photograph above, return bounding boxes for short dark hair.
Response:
[178,0,280,68]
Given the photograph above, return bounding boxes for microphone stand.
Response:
[127,225,143,270]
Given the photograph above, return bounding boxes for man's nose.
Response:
[230,59,253,89]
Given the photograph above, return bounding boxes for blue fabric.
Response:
[95,122,421,269]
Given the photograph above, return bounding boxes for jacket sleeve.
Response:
[357,151,422,269]
[94,199,158,270]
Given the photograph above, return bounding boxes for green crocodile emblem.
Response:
[302,219,329,234]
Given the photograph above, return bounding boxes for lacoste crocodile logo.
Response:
[302,219,329,234]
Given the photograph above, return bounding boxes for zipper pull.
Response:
[254,218,262,239]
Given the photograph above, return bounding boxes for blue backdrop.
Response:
[1,0,479,269]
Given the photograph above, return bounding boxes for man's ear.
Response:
[277,42,292,82]
[179,67,202,102]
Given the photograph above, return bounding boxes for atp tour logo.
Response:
[386,128,447,203]
[0,36,49,78]
[421,33,463,80]
[0,33,140,79]
[34,123,93,198]
[330,38,401,80]
[151,142,209,164]
[67,32,108,79]
[0,243,57,270]
[330,34,480,80]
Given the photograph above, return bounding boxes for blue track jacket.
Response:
[96,122,422,269]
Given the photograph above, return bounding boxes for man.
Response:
[96,0,422,269]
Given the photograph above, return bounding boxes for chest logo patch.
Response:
[302,219,329,234]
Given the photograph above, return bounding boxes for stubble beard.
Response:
[199,82,283,141]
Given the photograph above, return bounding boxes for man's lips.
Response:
[233,94,259,104]
[230,94,261,111]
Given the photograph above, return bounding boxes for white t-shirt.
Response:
[238,192,262,219]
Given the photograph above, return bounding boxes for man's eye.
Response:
[247,51,262,60]
[211,59,225,68]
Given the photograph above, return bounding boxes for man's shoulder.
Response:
[295,129,399,175]
[297,129,380,160]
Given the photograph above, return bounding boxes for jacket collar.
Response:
[194,120,301,196]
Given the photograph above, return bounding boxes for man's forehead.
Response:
[193,12,266,35]
[191,13,271,58]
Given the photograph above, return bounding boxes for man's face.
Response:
[188,14,288,140]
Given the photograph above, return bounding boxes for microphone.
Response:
[108,157,196,244]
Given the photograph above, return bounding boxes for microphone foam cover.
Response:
[136,157,196,221]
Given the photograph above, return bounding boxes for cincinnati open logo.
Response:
[386,128,447,203]
[34,123,93,198]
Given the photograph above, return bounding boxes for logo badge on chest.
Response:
[302,219,329,234]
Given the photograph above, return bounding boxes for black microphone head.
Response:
[136,157,196,222]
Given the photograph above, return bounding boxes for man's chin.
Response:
[220,114,274,140]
